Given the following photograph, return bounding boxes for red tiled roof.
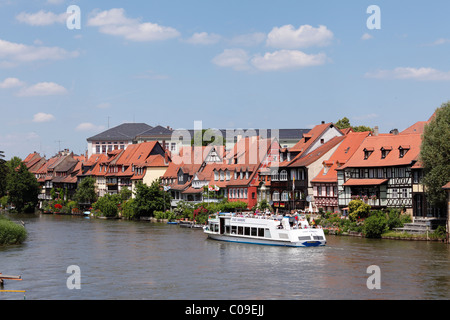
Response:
[442,182,450,190]
[339,133,422,168]
[343,179,388,186]
[311,132,370,183]
[289,122,339,153]
[288,136,346,168]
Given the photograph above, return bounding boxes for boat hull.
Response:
[205,232,325,247]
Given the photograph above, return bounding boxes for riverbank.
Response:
[324,227,447,242]
[0,214,27,245]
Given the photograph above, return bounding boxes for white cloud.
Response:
[365,67,450,81]
[266,24,333,49]
[0,38,79,67]
[251,50,327,71]
[96,102,111,109]
[185,32,221,45]
[17,82,68,96]
[87,8,180,42]
[361,33,373,40]
[0,77,25,88]
[76,122,105,132]
[33,112,55,123]
[212,49,250,71]
[16,10,67,26]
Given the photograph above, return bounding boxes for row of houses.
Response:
[23,114,447,220]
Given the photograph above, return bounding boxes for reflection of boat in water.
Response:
[179,221,204,229]
[203,213,326,247]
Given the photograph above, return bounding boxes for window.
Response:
[317,186,322,197]
[245,171,249,179]
[402,188,408,198]
[326,186,331,196]
[96,145,100,153]
[214,170,219,181]
[244,189,247,199]
[280,170,288,181]
[220,170,224,181]
[272,191,280,201]
[281,191,289,201]
[234,171,238,180]
[272,171,279,181]
[229,189,233,199]
[240,171,243,180]
[392,188,398,198]
[399,146,409,158]
[364,148,374,160]
[170,142,176,152]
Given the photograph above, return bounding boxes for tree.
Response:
[191,129,225,146]
[420,102,450,206]
[92,194,120,217]
[74,177,97,207]
[335,117,372,132]
[6,157,40,213]
[364,211,388,238]
[348,199,371,221]
[0,151,7,197]
[134,179,171,218]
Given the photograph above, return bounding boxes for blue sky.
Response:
[0,0,449,159]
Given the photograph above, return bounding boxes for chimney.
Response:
[374,126,379,136]
[390,129,399,135]
[321,121,325,124]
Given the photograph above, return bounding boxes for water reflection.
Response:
[1,214,449,300]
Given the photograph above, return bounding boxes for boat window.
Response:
[298,236,311,241]
[225,226,230,234]
[244,227,250,236]
[258,228,264,237]
[238,226,244,235]
[231,226,237,234]
[251,228,257,236]
[264,229,271,238]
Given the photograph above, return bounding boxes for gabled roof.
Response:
[87,123,152,141]
[311,132,371,183]
[288,135,346,168]
[136,125,173,137]
[339,133,422,168]
[289,122,343,157]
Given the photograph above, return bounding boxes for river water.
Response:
[1,214,449,300]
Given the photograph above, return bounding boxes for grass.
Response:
[0,215,27,245]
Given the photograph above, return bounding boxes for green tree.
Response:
[74,177,97,206]
[92,194,120,217]
[348,199,371,221]
[364,211,388,238]
[191,129,225,146]
[6,157,40,213]
[134,179,171,218]
[0,151,7,197]
[420,102,450,206]
[335,117,373,132]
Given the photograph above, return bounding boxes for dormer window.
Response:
[381,146,392,159]
[364,148,374,160]
[214,170,219,181]
[399,145,410,158]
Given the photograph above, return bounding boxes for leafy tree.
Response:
[134,179,171,218]
[74,177,97,206]
[6,157,40,213]
[0,151,7,197]
[364,211,388,238]
[420,102,450,206]
[191,129,225,146]
[92,194,120,217]
[348,199,371,221]
[335,117,373,132]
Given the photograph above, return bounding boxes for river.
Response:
[1,213,449,300]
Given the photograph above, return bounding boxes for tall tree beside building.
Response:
[74,177,98,206]
[6,156,40,213]
[134,179,171,217]
[420,102,450,206]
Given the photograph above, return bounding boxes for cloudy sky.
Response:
[1,0,449,159]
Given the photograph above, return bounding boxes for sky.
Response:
[0,0,449,160]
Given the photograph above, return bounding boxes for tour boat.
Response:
[203,213,326,247]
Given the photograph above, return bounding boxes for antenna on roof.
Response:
[55,140,63,152]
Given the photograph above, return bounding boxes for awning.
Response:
[343,179,388,186]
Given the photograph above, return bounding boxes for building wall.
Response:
[143,167,168,186]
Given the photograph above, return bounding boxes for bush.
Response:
[387,208,403,230]
[121,198,136,220]
[0,215,27,245]
[363,211,388,238]
[348,199,371,221]
[92,194,121,217]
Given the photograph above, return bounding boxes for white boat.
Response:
[203,213,326,247]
